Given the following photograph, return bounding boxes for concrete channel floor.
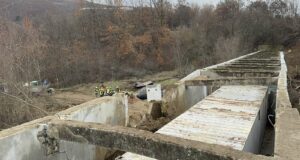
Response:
[119,85,269,159]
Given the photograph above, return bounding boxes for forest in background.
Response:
[0,0,299,86]
[0,0,300,129]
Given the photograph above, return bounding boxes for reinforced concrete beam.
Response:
[46,120,270,160]
[184,77,278,86]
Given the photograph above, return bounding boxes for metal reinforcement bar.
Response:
[46,120,271,160]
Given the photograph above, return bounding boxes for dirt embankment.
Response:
[285,39,300,112]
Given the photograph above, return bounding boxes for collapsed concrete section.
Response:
[115,50,300,159]
[0,50,299,160]
[163,81,207,115]
[0,95,128,160]
[120,85,269,159]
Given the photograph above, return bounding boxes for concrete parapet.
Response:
[0,116,54,160]
[274,52,300,160]
[48,119,271,160]
[57,95,128,126]
[0,95,128,160]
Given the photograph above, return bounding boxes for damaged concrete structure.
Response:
[0,96,128,160]
[0,50,299,160]
[120,85,269,159]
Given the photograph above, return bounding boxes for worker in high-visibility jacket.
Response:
[115,86,120,93]
[94,87,100,97]
[106,86,114,96]
[99,84,106,97]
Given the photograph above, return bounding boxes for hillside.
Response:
[0,0,79,24]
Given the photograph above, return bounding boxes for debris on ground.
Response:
[136,87,147,100]
[0,71,179,131]
[133,81,153,89]
[24,80,52,96]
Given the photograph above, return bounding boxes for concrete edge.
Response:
[0,95,127,138]
[202,51,262,71]
[0,116,55,138]
[56,96,116,116]
[49,119,273,160]
[274,51,300,160]
[179,51,262,83]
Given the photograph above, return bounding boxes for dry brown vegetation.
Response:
[1,0,300,86]
[0,0,300,128]
[286,39,300,112]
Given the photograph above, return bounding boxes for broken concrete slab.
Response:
[147,102,162,120]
